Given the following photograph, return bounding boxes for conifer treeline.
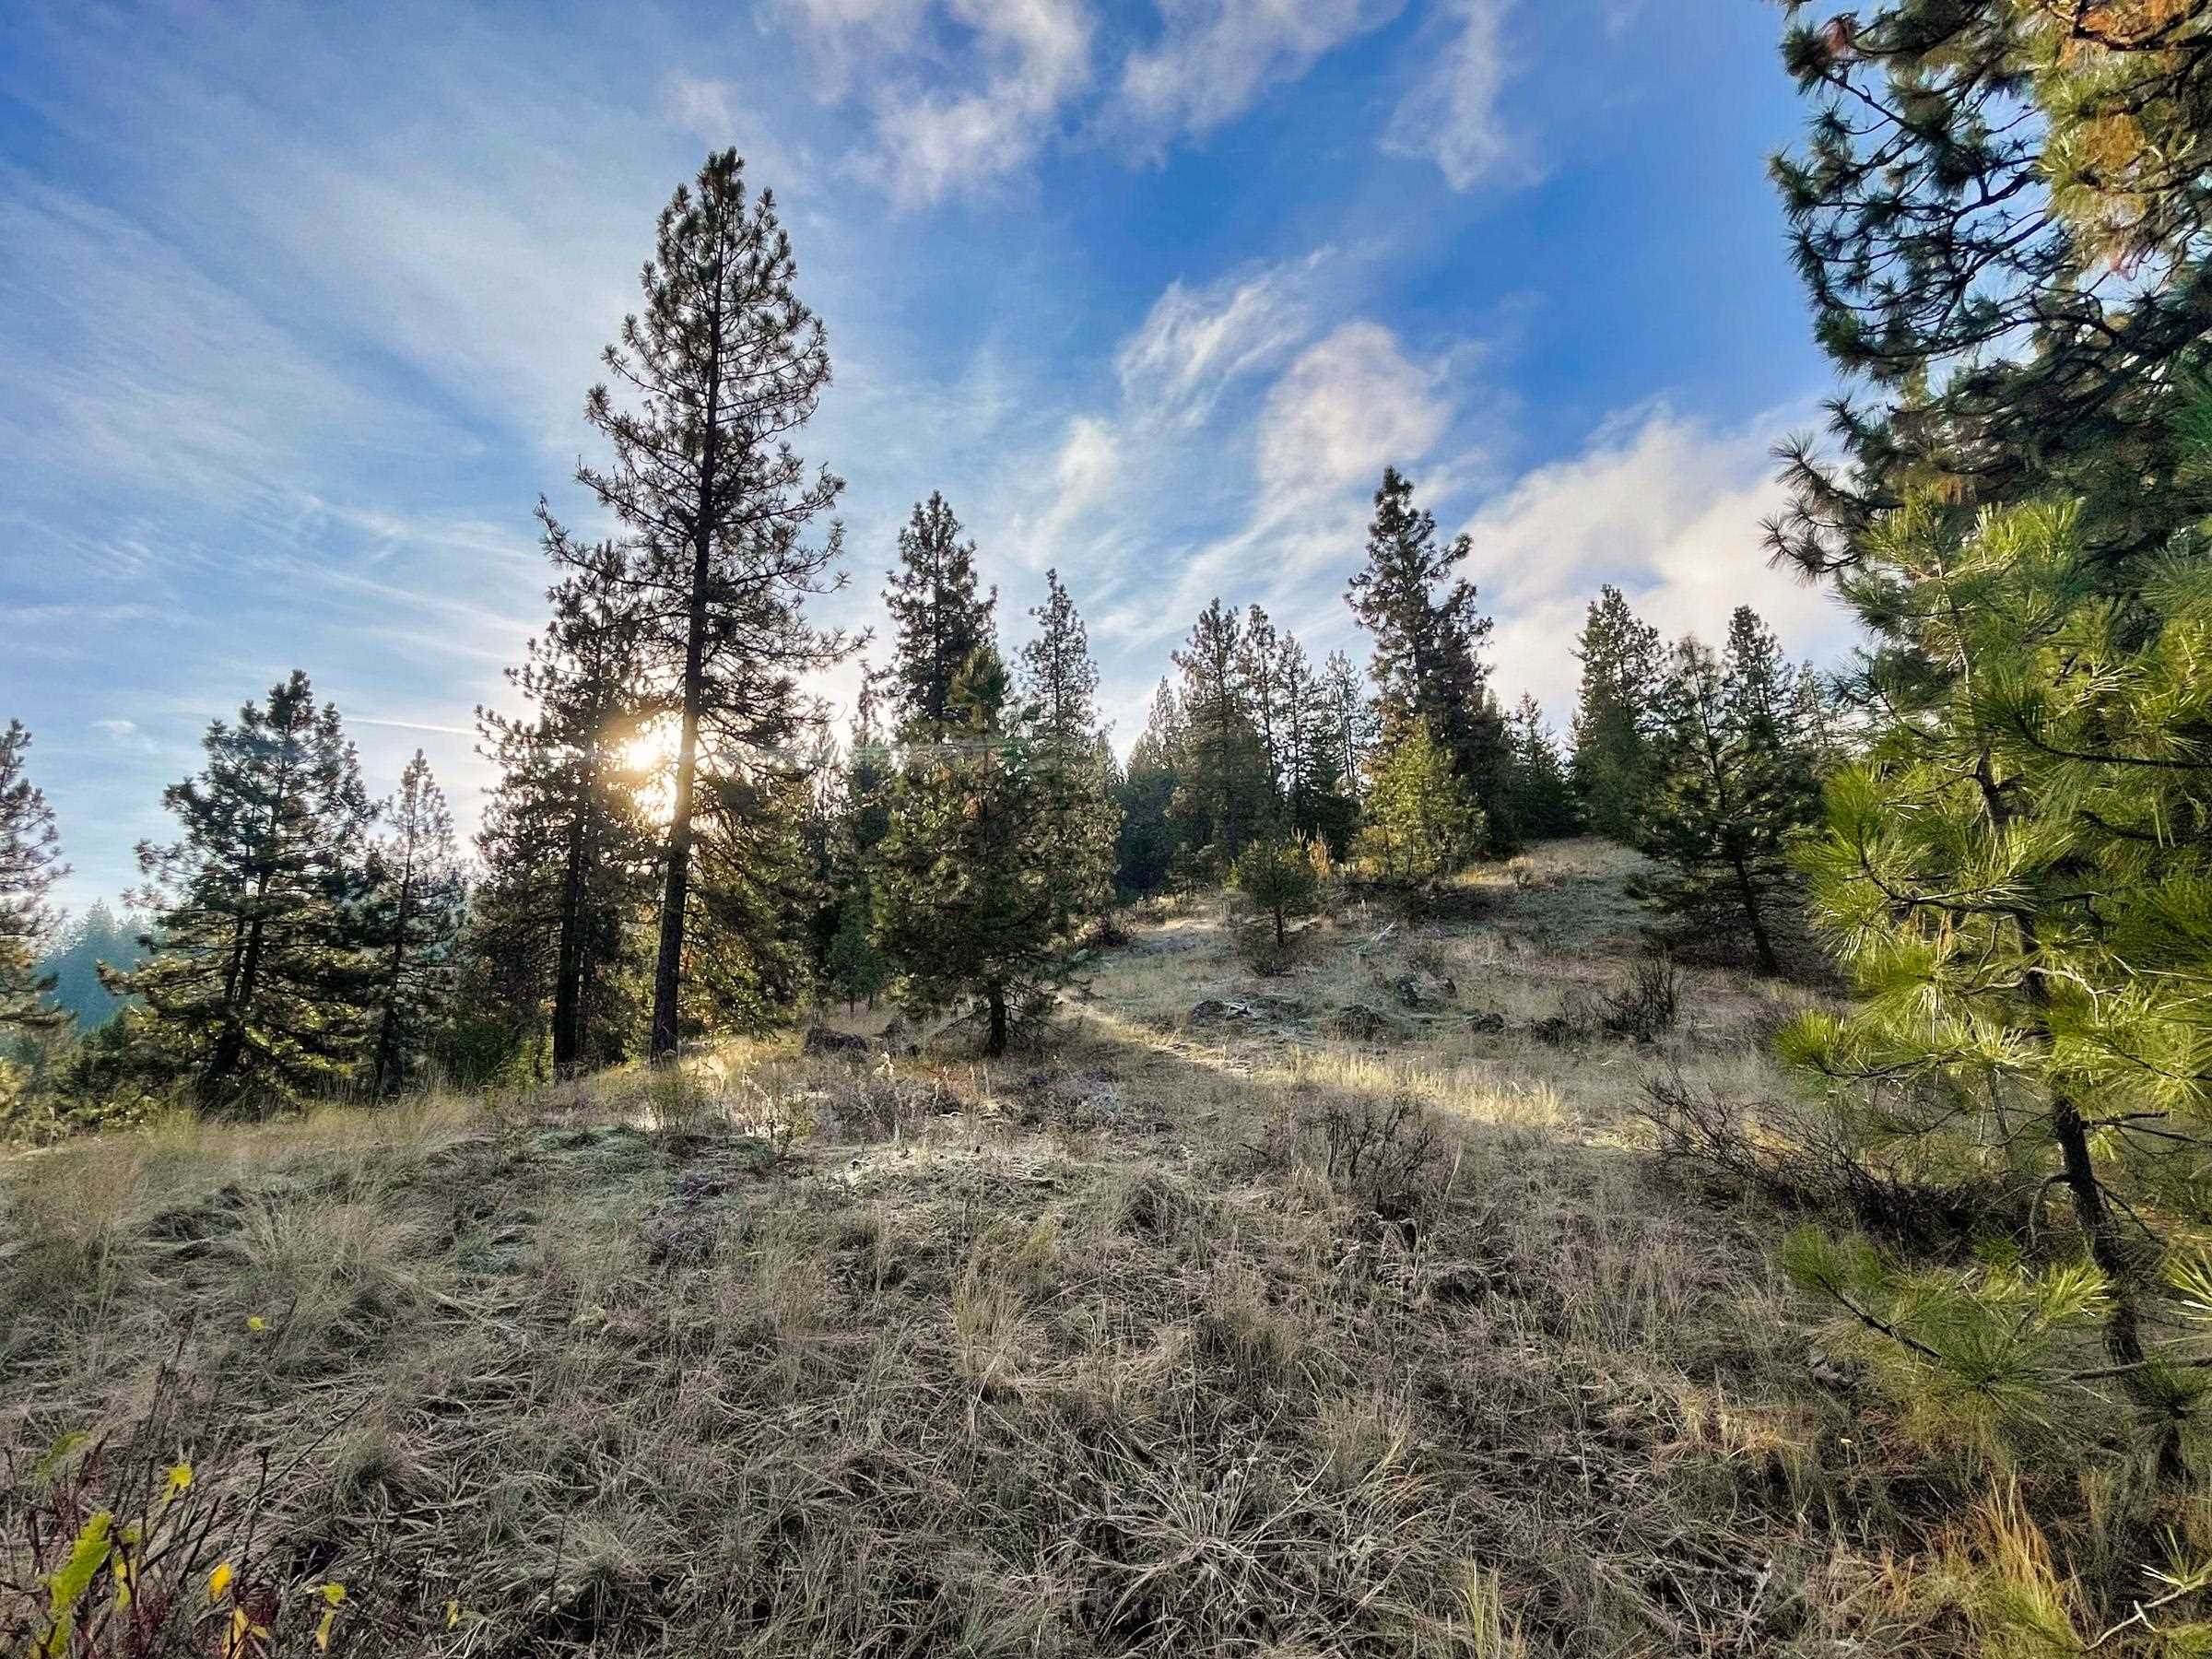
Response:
[0,147,1834,1129]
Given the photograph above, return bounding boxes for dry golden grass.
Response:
[1,841,1990,1655]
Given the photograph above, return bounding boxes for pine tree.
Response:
[689,759,819,1034]
[1768,2,2212,578]
[883,491,996,732]
[825,888,888,1012]
[1114,681,1183,900]
[567,149,850,1064]
[1346,466,1509,843]
[1501,695,1579,841]
[359,751,465,1095]
[1234,836,1320,950]
[1171,599,1271,866]
[1362,719,1484,886]
[1570,584,1663,841]
[1781,486,2212,1486]
[1318,651,1379,806]
[1018,569,1118,935]
[117,674,378,1110]
[1238,605,1287,806]
[874,647,1066,1056]
[1635,610,1819,973]
[0,721,67,1033]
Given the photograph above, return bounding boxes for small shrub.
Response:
[1600,952,1679,1041]
[1316,1091,1451,1218]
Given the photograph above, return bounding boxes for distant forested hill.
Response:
[40,902,146,1030]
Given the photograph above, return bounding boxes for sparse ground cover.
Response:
[3,841,1983,1655]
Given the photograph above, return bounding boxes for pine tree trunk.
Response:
[1731,854,1780,974]
[371,862,414,1096]
[650,332,723,1065]
[552,811,587,1076]
[986,982,1007,1057]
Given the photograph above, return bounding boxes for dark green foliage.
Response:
[35,902,144,1031]
[1319,650,1378,810]
[570,147,849,1062]
[1113,682,1182,900]
[1500,695,1579,841]
[1170,600,1272,861]
[1768,1,2212,578]
[1345,466,1510,847]
[474,535,661,1077]
[883,491,996,732]
[1569,585,1662,841]
[359,752,464,1095]
[0,722,66,1034]
[115,673,378,1111]
[689,761,820,1036]
[873,648,1068,1056]
[825,888,888,1012]
[1019,569,1119,935]
[1634,608,1820,974]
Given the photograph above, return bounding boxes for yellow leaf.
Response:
[445,1599,461,1629]
[321,1582,347,1606]
[246,1316,266,1332]
[315,1608,336,1651]
[208,1560,234,1602]
[163,1462,194,1500]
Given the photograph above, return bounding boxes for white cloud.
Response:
[1120,0,1398,142]
[1114,253,1330,424]
[1382,0,1528,192]
[1256,322,1450,501]
[1455,406,1853,724]
[780,0,1094,205]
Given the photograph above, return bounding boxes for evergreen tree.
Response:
[1569,584,1663,841]
[874,648,1065,1056]
[1501,695,1579,841]
[690,759,819,1034]
[1362,719,1484,886]
[0,721,67,1034]
[1635,611,1819,973]
[1781,486,2212,1487]
[1318,650,1379,806]
[1234,836,1320,950]
[117,674,378,1109]
[1768,2,2212,578]
[474,535,661,1076]
[1345,466,1510,845]
[567,148,850,1064]
[1018,569,1118,935]
[1113,681,1183,900]
[825,888,888,1012]
[1238,605,1287,806]
[883,491,996,732]
[359,751,465,1095]
[1171,599,1271,866]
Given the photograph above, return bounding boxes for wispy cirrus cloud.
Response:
[1383,0,1534,192]
[1119,0,1400,146]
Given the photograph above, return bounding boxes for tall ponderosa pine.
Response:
[1570,584,1664,841]
[1768,1,2212,578]
[360,751,465,1094]
[569,148,849,1064]
[476,535,661,1075]
[119,674,377,1109]
[874,648,1066,1056]
[0,721,67,1033]
[1782,486,2212,1487]
[1635,609,1818,973]
[885,491,996,732]
[1018,569,1118,935]
[1319,650,1378,805]
[1346,466,1509,845]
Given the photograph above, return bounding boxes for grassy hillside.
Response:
[1,842,1969,1655]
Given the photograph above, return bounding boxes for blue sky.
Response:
[0,0,1850,921]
